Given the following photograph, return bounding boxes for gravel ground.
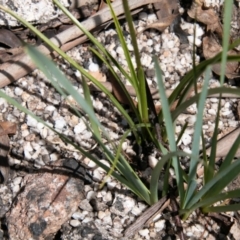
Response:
[0,1,240,239]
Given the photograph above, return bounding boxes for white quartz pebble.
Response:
[155,219,166,232]
[69,219,81,227]
[88,62,99,72]
[74,120,86,134]
[181,133,192,146]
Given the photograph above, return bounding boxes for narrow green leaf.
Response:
[122,0,149,123]
[205,100,221,183]
[25,44,100,127]
[220,0,233,85]
[105,0,138,89]
[190,189,240,211]
[150,151,193,204]
[203,203,240,213]
[185,158,240,209]
[172,87,240,121]
[82,77,101,139]
[183,67,211,209]
[154,56,184,205]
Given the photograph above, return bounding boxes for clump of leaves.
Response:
[0,0,240,219]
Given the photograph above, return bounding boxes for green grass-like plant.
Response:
[0,0,240,219]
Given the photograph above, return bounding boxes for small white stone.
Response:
[221,110,232,116]
[147,13,157,21]
[40,128,48,139]
[82,217,92,223]
[74,120,86,134]
[98,211,106,219]
[12,184,20,193]
[208,109,216,115]
[116,46,124,57]
[187,115,196,125]
[37,122,44,130]
[88,62,99,72]
[183,147,192,154]
[103,192,112,202]
[50,153,59,161]
[187,36,202,46]
[138,12,148,21]
[27,115,38,128]
[228,120,238,128]
[147,39,153,46]
[22,129,30,138]
[0,98,7,110]
[224,102,231,108]
[92,168,104,182]
[202,125,209,130]
[195,25,204,38]
[210,98,218,103]
[109,131,118,139]
[31,142,40,151]
[113,216,122,229]
[86,190,96,200]
[93,99,103,111]
[180,57,186,65]
[83,158,97,168]
[70,219,81,227]
[127,43,134,51]
[79,199,93,211]
[181,133,192,146]
[211,103,218,111]
[23,141,33,152]
[175,125,182,134]
[123,197,136,213]
[131,206,143,216]
[107,181,117,190]
[72,211,86,220]
[102,214,112,225]
[167,40,175,49]
[24,150,32,160]
[13,177,22,185]
[148,156,158,168]
[139,229,150,238]
[122,142,128,151]
[14,87,23,96]
[31,149,41,159]
[141,53,152,67]
[55,118,66,130]
[155,219,165,232]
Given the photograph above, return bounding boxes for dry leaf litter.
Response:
[0,0,240,239]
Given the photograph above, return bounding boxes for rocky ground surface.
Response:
[0,0,240,239]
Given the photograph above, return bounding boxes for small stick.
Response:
[124,196,167,237]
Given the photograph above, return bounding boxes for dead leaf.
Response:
[0,121,17,135]
[139,0,179,33]
[88,71,107,82]
[108,71,134,106]
[0,29,22,48]
[202,35,239,79]
[124,196,167,237]
[188,0,223,38]
[0,29,23,63]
